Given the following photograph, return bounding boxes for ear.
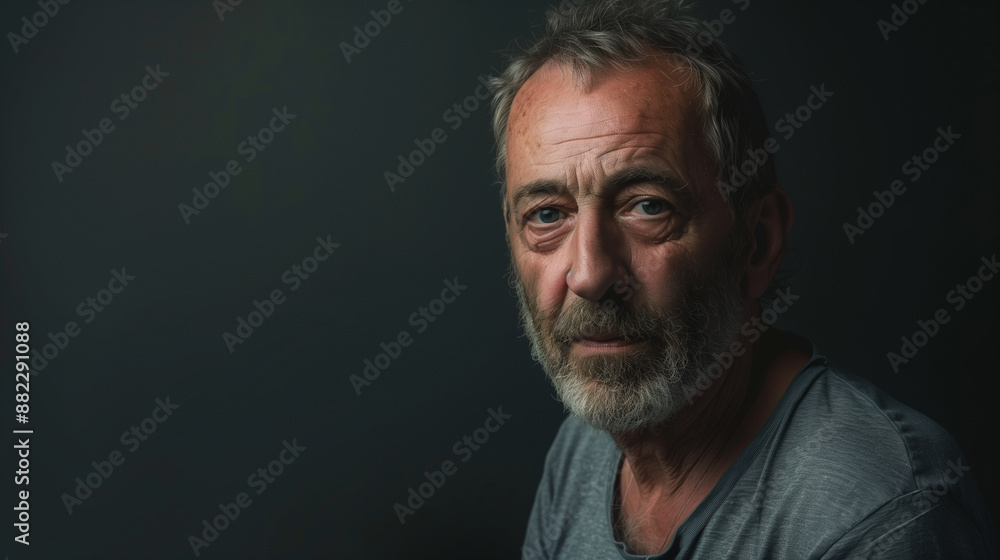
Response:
[743,184,794,299]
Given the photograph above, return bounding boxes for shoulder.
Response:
[766,357,997,556]
[522,414,619,559]
[792,361,963,490]
[821,486,997,559]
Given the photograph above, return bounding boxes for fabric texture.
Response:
[521,340,998,559]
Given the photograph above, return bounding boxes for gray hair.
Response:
[488,0,777,223]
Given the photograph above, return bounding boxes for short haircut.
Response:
[489,0,777,224]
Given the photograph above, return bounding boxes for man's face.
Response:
[505,56,749,434]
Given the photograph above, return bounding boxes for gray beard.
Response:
[511,236,747,435]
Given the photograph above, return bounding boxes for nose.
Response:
[565,209,628,302]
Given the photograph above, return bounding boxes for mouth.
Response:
[572,332,646,352]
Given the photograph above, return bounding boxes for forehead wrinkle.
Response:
[525,138,686,194]
[534,108,673,135]
[544,130,669,148]
[531,120,678,160]
[506,57,712,211]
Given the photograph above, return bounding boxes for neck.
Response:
[613,334,769,493]
[611,328,805,552]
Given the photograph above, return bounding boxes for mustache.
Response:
[549,298,680,345]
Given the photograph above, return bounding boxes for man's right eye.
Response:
[528,207,564,224]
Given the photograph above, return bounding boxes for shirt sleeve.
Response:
[521,416,585,560]
[820,489,997,560]
[521,422,565,560]
[521,475,554,560]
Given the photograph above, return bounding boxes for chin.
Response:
[550,364,694,435]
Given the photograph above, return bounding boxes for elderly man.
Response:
[489,0,997,558]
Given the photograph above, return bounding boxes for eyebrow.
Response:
[510,165,695,214]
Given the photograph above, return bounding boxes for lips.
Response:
[573,330,648,347]
[572,335,644,355]
[578,331,626,342]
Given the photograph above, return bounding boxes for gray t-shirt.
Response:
[522,342,998,559]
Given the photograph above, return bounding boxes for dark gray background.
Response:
[1,0,997,558]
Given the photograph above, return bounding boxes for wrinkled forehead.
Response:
[506,56,705,162]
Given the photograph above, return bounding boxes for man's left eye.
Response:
[632,199,668,216]
[529,207,564,224]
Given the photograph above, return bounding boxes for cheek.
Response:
[514,251,570,320]
[628,246,695,308]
